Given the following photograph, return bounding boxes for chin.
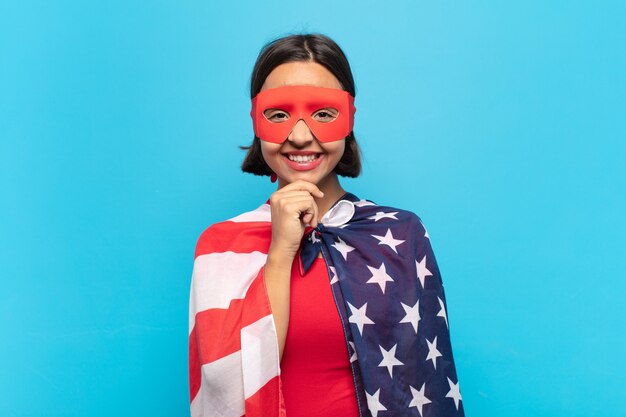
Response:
[286,173,320,184]
[279,170,324,183]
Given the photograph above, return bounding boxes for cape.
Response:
[189,192,465,417]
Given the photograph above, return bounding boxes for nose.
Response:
[287,119,315,144]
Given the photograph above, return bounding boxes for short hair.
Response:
[240,33,362,178]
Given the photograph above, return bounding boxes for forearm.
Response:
[263,248,294,361]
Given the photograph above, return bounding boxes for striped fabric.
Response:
[188,202,286,417]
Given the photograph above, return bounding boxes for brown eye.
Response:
[264,109,289,122]
[313,108,338,122]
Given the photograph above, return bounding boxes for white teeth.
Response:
[287,154,318,162]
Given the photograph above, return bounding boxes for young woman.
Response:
[189,33,465,417]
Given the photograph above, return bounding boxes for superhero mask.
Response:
[250,85,356,143]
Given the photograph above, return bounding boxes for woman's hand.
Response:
[268,179,324,259]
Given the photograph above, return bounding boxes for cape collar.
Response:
[298,192,360,275]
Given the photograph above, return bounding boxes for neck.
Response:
[277,173,346,221]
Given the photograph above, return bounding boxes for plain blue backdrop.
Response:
[1,1,625,416]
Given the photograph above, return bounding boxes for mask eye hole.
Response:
[313,108,338,123]
[263,109,289,123]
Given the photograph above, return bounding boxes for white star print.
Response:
[371,228,405,254]
[310,232,320,244]
[378,344,404,377]
[446,377,462,410]
[408,383,431,416]
[399,300,421,333]
[366,262,395,294]
[348,341,357,363]
[425,336,443,369]
[437,296,448,328]
[354,199,376,207]
[367,211,399,222]
[332,236,355,261]
[366,389,387,417]
[347,302,375,335]
[415,254,433,288]
[328,266,338,284]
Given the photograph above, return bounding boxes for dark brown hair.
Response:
[240,33,362,177]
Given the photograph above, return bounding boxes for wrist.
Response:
[267,244,297,266]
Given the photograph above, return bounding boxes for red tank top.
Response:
[280,256,360,417]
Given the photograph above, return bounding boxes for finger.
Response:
[273,190,314,200]
[278,195,317,215]
[270,190,312,208]
[270,190,316,209]
[303,198,320,228]
[310,197,319,228]
[279,196,318,225]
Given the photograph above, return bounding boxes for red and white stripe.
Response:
[189,203,286,417]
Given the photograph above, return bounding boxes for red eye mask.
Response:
[250,85,356,143]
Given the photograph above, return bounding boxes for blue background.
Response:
[1,1,625,416]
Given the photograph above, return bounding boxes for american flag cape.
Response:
[189,192,464,417]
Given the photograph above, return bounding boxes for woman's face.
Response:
[258,61,346,187]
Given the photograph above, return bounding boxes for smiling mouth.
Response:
[283,153,321,163]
